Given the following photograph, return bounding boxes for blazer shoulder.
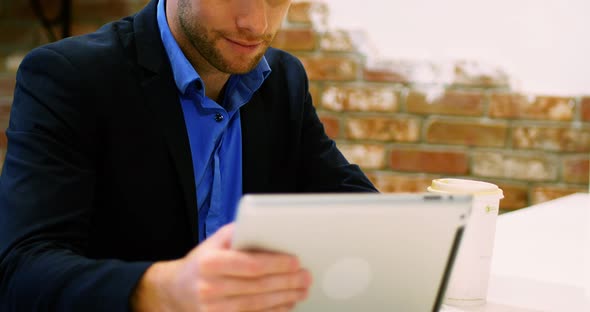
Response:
[22,16,137,76]
[262,47,310,103]
[264,48,307,79]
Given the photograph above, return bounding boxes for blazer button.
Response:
[215,113,224,122]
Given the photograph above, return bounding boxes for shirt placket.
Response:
[205,133,225,238]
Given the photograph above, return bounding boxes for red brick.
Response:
[581,97,590,122]
[2,1,47,19]
[562,157,589,184]
[533,96,575,120]
[339,144,385,169]
[425,118,508,147]
[406,89,484,116]
[0,22,37,46]
[363,68,408,83]
[321,84,398,112]
[287,2,327,25]
[0,97,12,120]
[72,0,133,21]
[452,61,510,87]
[272,29,316,51]
[320,30,354,52]
[297,55,358,81]
[495,183,529,210]
[488,93,526,118]
[512,125,590,153]
[532,186,588,204]
[0,135,6,174]
[132,0,151,12]
[472,152,557,182]
[287,2,312,24]
[4,52,26,73]
[0,150,4,174]
[0,131,4,173]
[346,117,421,142]
[0,130,6,148]
[390,149,469,174]
[365,173,434,193]
[0,75,16,97]
[309,83,320,106]
[70,23,103,36]
[40,0,63,19]
[36,22,102,43]
[490,93,574,121]
[318,115,339,139]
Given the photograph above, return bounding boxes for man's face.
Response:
[175,0,291,74]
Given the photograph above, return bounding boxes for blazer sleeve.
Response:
[0,47,151,311]
[294,64,378,193]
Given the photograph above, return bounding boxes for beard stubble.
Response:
[177,0,273,74]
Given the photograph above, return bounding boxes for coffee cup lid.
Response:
[428,178,504,198]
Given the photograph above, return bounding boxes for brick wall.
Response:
[0,0,588,211]
[281,2,589,211]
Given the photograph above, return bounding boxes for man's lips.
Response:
[225,38,264,48]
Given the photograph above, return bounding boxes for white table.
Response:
[445,193,590,312]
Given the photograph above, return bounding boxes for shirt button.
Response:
[214,113,224,122]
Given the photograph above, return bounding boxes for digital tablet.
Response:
[232,193,471,312]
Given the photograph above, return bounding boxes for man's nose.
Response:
[235,0,269,36]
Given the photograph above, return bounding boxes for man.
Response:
[0,0,377,310]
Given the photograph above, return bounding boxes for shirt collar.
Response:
[156,0,271,97]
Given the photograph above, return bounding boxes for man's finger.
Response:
[206,289,308,311]
[198,249,301,277]
[201,269,312,299]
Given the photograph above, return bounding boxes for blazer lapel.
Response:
[133,0,199,244]
[241,90,273,194]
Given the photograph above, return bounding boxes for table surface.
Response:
[443,193,590,312]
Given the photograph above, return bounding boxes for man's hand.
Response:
[131,223,312,311]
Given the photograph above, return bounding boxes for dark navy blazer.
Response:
[0,0,377,310]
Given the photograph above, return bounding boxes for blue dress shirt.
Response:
[156,0,271,242]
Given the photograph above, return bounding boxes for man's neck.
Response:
[166,6,230,103]
[181,48,230,103]
[200,70,230,103]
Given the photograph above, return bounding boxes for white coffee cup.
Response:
[428,178,504,306]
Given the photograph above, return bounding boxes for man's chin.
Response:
[221,54,266,74]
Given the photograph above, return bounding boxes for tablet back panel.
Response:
[232,193,471,312]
